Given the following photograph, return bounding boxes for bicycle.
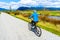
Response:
[28,20,42,37]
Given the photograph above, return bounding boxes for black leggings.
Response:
[31,20,38,26]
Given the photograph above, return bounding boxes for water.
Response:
[48,16,60,20]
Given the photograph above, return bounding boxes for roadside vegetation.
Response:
[6,10,60,36]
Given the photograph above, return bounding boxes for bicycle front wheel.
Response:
[35,27,42,37]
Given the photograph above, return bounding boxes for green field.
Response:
[6,10,60,36]
[13,10,60,16]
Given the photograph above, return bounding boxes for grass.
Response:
[5,10,60,36]
[8,13,60,36]
[0,12,1,14]
[0,11,1,14]
[37,11,60,16]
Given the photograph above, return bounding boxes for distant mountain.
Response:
[30,7,44,10]
[17,7,44,10]
[46,7,60,10]
[17,7,30,10]
[0,8,7,11]
[17,7,60,10]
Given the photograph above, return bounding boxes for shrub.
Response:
[39,15,60,26]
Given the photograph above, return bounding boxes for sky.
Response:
[0,0,20,3]
[0,0,60,9]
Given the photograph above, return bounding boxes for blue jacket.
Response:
[29,12,39,22]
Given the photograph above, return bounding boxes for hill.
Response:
[0,8,7,11]
[17,7,60,10]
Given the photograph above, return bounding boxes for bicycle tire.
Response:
[35,26,42,37]
[28,23,32,31]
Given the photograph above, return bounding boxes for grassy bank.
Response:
[15,10,60,16]
[8,13,60,36]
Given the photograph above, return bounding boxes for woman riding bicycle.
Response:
[29,10,39,28]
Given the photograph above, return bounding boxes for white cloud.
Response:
[48,0,60,2]
[0,2,10,9]
[0,0,60,9]
[38,0,60,8]
[0,0,40,9]
[18,0,39,7]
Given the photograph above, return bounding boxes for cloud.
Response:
[13,0,60,8]
[48,0,60,2]
[38,0,60,7]
[0,2,10,9]
[0,0,60,9]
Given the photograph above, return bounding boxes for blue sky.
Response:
[0,0,60,9]
[0,0,20,3]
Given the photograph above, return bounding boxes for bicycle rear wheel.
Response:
[28,23,32,31]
